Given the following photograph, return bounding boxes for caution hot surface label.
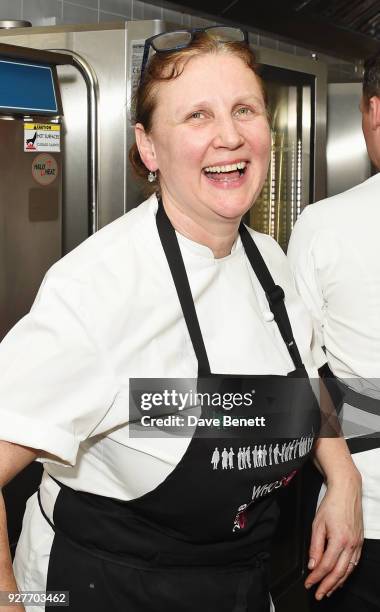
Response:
[24,123,61,153]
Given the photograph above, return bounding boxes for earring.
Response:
[148,170,157,183]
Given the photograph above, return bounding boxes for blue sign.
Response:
[0,59,58,114]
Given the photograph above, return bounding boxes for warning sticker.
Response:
[32,153,58,186]
[24,123,61,153]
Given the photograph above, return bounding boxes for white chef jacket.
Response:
[0,193,321,595]
[287,172,380,539]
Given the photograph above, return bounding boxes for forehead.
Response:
[153,53,264,113]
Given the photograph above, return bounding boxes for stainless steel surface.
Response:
[67,28,126,229]
[0,41,73,67]
[56,62,89,254]
[126,20,168,213]
[0,22,167,244]
[0,117,62,340]
[0,40,90,254]
[51,49,99,235]
[0,27,125,235]
[327,82,371,197]
[301,84,311,211]
[256,48,327,204]
[248,49,327,249]
[0,21,32,29]
[251,80,304,250]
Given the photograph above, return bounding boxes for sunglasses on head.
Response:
[139,26,248,85]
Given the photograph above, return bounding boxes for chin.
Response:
[211,196,254,220]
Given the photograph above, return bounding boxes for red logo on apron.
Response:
[233,504,248,532]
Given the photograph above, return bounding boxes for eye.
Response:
[187,111,206,120]
[235,106,253,118]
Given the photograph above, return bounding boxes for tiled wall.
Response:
[0,0,358,79]
[0,0,191,26]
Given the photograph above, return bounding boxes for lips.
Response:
[202,160,249,184]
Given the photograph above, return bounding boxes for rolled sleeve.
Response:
[0,270,118,466]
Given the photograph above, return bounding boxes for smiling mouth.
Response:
[202,161,248,181]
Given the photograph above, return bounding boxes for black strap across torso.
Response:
[156,197,303,375]
[318,363,380,454]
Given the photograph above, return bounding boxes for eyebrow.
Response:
[176,94,265,115]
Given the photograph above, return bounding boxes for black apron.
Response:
[40,199,320,611]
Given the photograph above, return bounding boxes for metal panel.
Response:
[0,30,92,251]
[0,21,167,249]
[0,117,62,340]
[247,49,326,250]
[125,20,168,212]
[256,48,327,204]
[301,84,311,208]
[327,82,371,197]
[57,62,89,253]
[0,40,73,66]
[69,28,127,229]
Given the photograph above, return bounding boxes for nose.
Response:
[212,115,244,149]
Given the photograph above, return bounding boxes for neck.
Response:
[159,194,241,259]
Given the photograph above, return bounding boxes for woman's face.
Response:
[141,52,271,223]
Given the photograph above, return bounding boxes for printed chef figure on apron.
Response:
[39,199,321,612]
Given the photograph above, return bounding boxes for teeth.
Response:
[204,161,247,173]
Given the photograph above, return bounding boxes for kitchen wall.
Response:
[0,0,358,80]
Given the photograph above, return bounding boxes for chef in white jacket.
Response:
[288,51,380,612]
[0,27,363,612]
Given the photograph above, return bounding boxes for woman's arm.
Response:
[0,441,39,612]
[305,436,363,601]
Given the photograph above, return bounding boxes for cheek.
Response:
[175,130,211,167]
[248,117,270,143]
[250,125,271,168]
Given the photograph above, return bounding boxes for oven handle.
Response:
[49,49,99,235]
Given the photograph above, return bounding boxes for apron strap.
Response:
[337,378,380,453]
[239,224,303,370]
[156,198,211,375]
[336,378,380,417]
[346,434,380,454]
[156,197,303,374]
[319,364,380,454]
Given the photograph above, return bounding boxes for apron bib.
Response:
[41,199,320,611]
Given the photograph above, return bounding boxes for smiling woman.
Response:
[136,52,270,246]
[130,34,270,256]
[0,25,363,612]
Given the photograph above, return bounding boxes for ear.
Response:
[134,123,158,171]
[368,96,380,130]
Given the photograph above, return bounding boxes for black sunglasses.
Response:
[140,26,249,85]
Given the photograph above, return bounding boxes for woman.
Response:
[0,27,362,612]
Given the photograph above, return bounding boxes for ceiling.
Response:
[155,0,380,61]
